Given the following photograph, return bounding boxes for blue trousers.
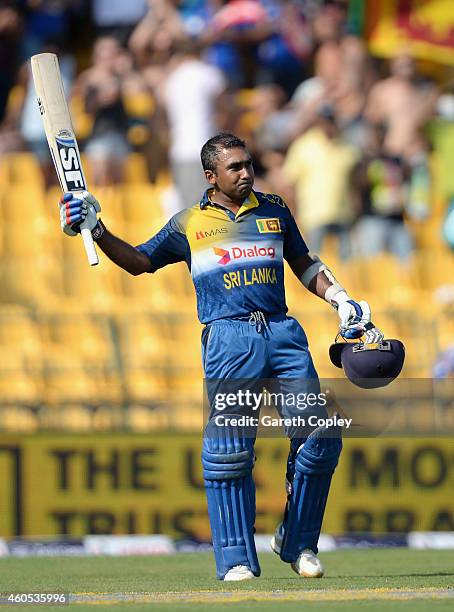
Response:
[202,313,318,382]
[201,314,334,578]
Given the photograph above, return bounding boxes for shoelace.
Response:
[248,310,268,333]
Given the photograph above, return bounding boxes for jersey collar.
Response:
[199,188,260,218]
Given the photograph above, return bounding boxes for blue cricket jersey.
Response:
[137,189,308,323]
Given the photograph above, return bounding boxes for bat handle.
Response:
[80,225,99,266]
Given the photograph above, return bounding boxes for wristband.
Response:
[325,287,350,308]
[91,220,105,241]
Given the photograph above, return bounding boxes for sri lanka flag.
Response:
[366,0,454,66]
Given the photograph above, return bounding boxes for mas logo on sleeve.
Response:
[256,218,282,234]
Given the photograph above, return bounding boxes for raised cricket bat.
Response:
[31,52,99,266]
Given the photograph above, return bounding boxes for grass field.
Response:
[1,549,453,611]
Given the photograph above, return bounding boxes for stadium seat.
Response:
[414,248,454,292]
[1,184,48,225]
[1,152,44,189]
[60,257,124,311]
[121,259,194,312]
[0,405,38,432]
[124,369,170,405]
[91,405,125,430]
[118,312,173,365]
[126,405,170,431]
[59,404,94,431]
[40,310,116,371]
[121,184,166,228]
[90,186,125,233]
[43,367,100,404]
[0,371,43,405]
[0,307,44,371]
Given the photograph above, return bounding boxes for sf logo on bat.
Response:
[56,129,86,191]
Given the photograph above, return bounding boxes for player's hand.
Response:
[337,299,371,339]
[59,191,101,237]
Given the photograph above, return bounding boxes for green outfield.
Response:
[1,549,453,611]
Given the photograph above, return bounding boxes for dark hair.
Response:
[200,133,247,172]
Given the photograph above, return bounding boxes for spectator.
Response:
[311,0,348,44]
[353,125,414,262]
[129,0,186,69]
[20,0,83,60]
[0,2,22,123]
[202,0,272,89]
[287,41,343,141]
[335,35,375,150]
[74,37,134,185]
[428,94,454,250]
[162,39,228,209]
[92,0,148,44]
[365,51,439,218]
[282,105,358,259]
[254,0,311,97]
[433,346,454,379]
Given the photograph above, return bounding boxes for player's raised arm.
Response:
[59,192,151,275]
[289,253,371,339]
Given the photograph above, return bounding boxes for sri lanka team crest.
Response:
[256,218,281,233]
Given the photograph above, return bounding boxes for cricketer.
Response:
[58,133,372,581]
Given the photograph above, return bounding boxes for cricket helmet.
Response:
[329,326,405,389]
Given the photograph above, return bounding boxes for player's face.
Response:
[207,147,255,201]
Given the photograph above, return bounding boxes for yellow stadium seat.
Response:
[0,256,65,308]
[166,317,203,368]
[1,184,48,224]
[0,372,43,405]
[2,152,44,189]
[124,370,170,404]
[91,405,125,430]
[0,307,44,370]
[126,405,170,431]
[90,186,125,232]
[118,312,173,366]
[121,184,165,227]
[40,311,115,371]
[121,260,195,312]
[43,367,101,404]
[0,406,38,432]
[414,249,454,292]
[59,404,93,431]
[170,404,203,431]
[60,257,124,310]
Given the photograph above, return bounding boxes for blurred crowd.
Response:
[1,0,454,261]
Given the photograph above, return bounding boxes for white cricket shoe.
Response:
[291,549,324,578]
[223,565,255,581]
[270,524,324,578]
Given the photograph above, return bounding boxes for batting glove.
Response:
[335,296,371,340]
[59,191,101,237]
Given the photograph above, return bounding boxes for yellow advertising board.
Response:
[0,434,452,538]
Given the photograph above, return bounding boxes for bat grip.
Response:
[80,225,99,266]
